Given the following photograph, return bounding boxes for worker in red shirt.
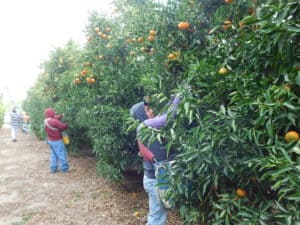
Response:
[44,108,69,173]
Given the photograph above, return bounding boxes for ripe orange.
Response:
[225,0,234,4]
[178,22,190,30]
[149,30,157,36]
[105,27,111,32]
[101,34,108,40]
[168,53,176,60]
[219,67,229,75]
[236,188,246,198]
[137,37,144,43]
[80,70,87,76]
[285,131,300,142]
[94,27,100,32]
[90,78,96,83]
[223,20,232,30]
[147,35,155,42]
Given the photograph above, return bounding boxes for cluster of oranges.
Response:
[94,26,112,41]
[73,69,96,85]
[147,29,157,42]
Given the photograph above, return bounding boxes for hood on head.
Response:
[130,102,148,122]
[44,108,55,118]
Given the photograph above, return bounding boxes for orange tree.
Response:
[71,1,172,179]
[152,0,300,224]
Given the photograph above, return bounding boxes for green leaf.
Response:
[296,74,300,86]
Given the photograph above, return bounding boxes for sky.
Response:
[0,0,114,104]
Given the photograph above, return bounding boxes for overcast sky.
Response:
[0,0,113,104]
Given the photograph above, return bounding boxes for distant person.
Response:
[44,108,69,173]
[10,108,22,142]
[21,112,31,133]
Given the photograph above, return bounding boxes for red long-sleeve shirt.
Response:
[44,108,68,141]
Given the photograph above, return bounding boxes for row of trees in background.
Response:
[23,0,300,224]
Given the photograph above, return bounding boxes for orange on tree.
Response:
[223,20,232,30]
[101,34,108,40]
[225,0,234,4]
[105,27,111,32]
[147,35,155,42]
[137,37,144,43]
[81,70,88,76]
[149,29,157,36]
[94,27,100,32]
[219,67,229,75]
[236,188,246,198]
[86,77,95,84]
[285,131,300,142]
[168,53,177,60]
[178,21,190,30]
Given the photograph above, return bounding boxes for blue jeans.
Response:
[143,175,167,225]
[47,140,69,172]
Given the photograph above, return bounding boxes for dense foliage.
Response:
[23,0,300,224]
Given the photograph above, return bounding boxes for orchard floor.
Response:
[0,127,182,225]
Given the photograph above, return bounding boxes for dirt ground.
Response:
[0,127,182,225]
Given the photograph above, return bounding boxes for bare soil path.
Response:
[0,127,182,225]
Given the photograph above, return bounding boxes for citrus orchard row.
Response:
[23,0,300,224]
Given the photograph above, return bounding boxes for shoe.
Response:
[12,139,17,142]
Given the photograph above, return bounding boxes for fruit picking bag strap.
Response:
[137,140,157,163]
[44,118,59,131]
